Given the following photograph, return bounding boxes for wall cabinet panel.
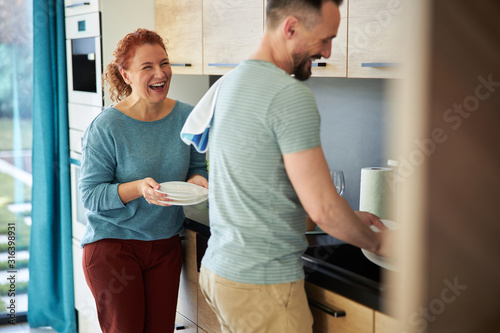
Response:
[156,0,203,75]
[203,0,264,75]
[155,0,405,78]
[347,0,404,78]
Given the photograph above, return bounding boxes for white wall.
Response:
[168,75,210,106]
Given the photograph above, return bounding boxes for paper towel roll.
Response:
[359,167,395,220]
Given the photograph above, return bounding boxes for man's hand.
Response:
[354,211,388,231]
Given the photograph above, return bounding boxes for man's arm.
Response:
[283,146,383,254]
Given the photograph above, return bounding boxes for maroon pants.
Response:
[82,236,183,333]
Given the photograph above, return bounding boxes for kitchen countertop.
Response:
[183,203,393,314]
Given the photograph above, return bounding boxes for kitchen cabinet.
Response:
[155,0,263,76]
[305,282,398,333]
[155,0,203,75]
[202,0,264,75]
[305,282,373,333]
[347,0,404,78]
[154,0,407,78]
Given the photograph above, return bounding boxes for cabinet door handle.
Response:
[175,324,186,330]
[208,63,239,67]
[171,63,192,67]
[308,299,346,317]
[312,62,327,67]
[361,62,399,68]
[66,2,91,8]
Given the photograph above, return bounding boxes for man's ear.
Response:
[282,16,300,40]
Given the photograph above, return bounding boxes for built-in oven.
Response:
[65,11,103,107]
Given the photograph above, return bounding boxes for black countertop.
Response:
[303,233,392,312]
[184,218,392,314]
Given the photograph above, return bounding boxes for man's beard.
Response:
[292,53,319,81]
[293,59,311,81]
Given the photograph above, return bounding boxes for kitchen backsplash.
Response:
[305,77,388,210]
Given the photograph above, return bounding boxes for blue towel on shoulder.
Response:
[180,75,226,153]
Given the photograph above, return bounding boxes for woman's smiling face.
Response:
[121,43,172,104]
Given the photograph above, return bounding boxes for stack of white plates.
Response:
[155,181,208,206]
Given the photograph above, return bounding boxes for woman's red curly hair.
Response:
[103,28,167,102]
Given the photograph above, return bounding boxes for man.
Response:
[199,0,392,332]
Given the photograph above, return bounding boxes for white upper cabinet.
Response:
[155,0,405,79]
[156,0,203,75]
[203,0,264,75]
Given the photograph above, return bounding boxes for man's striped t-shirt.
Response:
[202,59,321,284]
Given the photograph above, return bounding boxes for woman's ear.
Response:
[120,68,131,85]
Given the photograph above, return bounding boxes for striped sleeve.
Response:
[268,83,321,154]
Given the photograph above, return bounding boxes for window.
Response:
[0,0,33,322]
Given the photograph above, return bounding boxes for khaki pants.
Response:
[199,266,313,333]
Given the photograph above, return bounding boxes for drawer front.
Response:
[68,103,101,132]
[305,282,373,333]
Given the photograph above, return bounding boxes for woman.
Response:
[79,28,208,333]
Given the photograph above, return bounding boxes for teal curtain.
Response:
[28,0,76,331]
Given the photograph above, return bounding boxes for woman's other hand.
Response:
[187,174,208,189]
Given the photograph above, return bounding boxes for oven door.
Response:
[66,12,103,107]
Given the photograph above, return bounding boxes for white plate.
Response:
[361,219,398,271]
[155,181,208,199]
[159,193,207,201]
[158,195,208,206]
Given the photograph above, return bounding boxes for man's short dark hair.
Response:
[266,0,343,30]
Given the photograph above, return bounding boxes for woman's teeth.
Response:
[150,82,165,90]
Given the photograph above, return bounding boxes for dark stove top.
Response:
[304,233,382,284]
[302,233,389,310]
